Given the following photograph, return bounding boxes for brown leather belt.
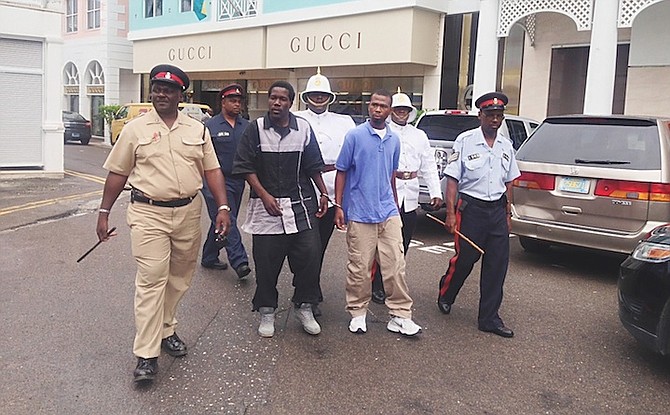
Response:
[395,171,418,180]
[322,164,337,173]
[131,188,195,208]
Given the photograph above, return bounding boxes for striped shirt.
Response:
[233,113,324,234]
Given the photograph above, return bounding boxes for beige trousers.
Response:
[126,196,202,358]
[345,216,413,319]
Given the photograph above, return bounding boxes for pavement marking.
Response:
[0,190,102,216]
[65,169,107,184]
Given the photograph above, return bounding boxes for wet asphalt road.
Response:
[1,141,669,414]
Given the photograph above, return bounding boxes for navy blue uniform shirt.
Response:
[205,113,249,177]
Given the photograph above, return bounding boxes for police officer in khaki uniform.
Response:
[96,64,231,382]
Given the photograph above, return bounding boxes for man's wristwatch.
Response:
[218,204,231,212]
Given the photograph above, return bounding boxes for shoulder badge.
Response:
[502,152,510,162]
[447,151,459,164]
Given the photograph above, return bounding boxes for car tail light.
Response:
[85,121,92,127]
[513,172,555,190]
[650,183,670,202]
[632,242,670,263]
[444,110,468,115]
[594,180,670,201]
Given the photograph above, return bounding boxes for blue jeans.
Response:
[201,177,248,269]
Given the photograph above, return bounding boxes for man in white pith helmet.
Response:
[370,89,443,304]
[294,68,356,318]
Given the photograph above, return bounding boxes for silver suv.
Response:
[415,110,539,209]
[512,115,670,254]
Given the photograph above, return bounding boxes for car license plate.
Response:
[558,177,590,194]
[72,132,80,138]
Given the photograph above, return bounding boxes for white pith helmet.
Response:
[391,87,417,123]
[300,67,336,105]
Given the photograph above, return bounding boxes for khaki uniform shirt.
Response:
[104,110,220,201]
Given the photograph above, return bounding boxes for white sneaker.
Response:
[258,307,275,338]
[296,303,321,335]
[387,316,421,336]
[349,314,367,334]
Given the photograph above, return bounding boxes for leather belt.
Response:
[395,171,418,180]
[459,193,507,208]
[322,164,337,173]
[131,188,195,208]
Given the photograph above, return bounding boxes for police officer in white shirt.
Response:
[371,90,442,304]
[295,68,356,317]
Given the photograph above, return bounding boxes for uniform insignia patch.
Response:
[448,152,459,164]
[467,153,481,161]
[502,153,510,162]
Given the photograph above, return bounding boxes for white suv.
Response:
[415,110,539,210]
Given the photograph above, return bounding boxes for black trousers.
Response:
[438,196,509,330]
[315,206,337,302]
[372,207,417,292]
[252,226,321,311]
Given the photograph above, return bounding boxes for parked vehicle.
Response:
[512,115,670,255]
[619,224,670,354]
[415,109,539,210]
[62,110,92,145]
[110,102,213,145]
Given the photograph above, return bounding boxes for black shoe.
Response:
[235,263,251,278]
[312,303,322,318]
[201,261,228,270]
[437,296,452,314]
[133,357,158,382]
[161,333,188,357]
[479,326,514,338]
[371,289,386,304]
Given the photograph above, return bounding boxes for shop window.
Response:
[181,0,192,12]
[66,0,77,32]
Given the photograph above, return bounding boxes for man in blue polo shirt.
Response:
[333,89,421,336]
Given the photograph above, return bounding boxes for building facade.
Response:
[63,0,138,138]
[1,0,63,175]
[127,0,669,122]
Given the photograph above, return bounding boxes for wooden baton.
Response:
[425,213,485,255]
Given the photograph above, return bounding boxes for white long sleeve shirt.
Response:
[389,120,442,212]
[294,109,356,205]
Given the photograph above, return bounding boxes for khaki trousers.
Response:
[345,216,413,319]
[127,196,202,358]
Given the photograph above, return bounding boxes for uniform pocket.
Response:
[179,135,205,161]
[464,155,486,171]
[135,134,161,160]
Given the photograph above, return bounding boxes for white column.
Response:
[472,0,500,102]
[583,0,619,115]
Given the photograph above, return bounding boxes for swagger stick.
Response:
[77,227,117,263]
[425,213,485,255]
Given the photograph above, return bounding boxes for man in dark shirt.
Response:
[233,81,329,338]
[201,84,252,279]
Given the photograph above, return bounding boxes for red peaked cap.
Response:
[475,92,508,110]
[149,64,190,90]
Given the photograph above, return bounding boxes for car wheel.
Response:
[80,137,90,145]
[656,299,670,355]
[519,236,550,254]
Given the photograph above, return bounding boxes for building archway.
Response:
[85,60,105,136]
[63,62,80,112]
